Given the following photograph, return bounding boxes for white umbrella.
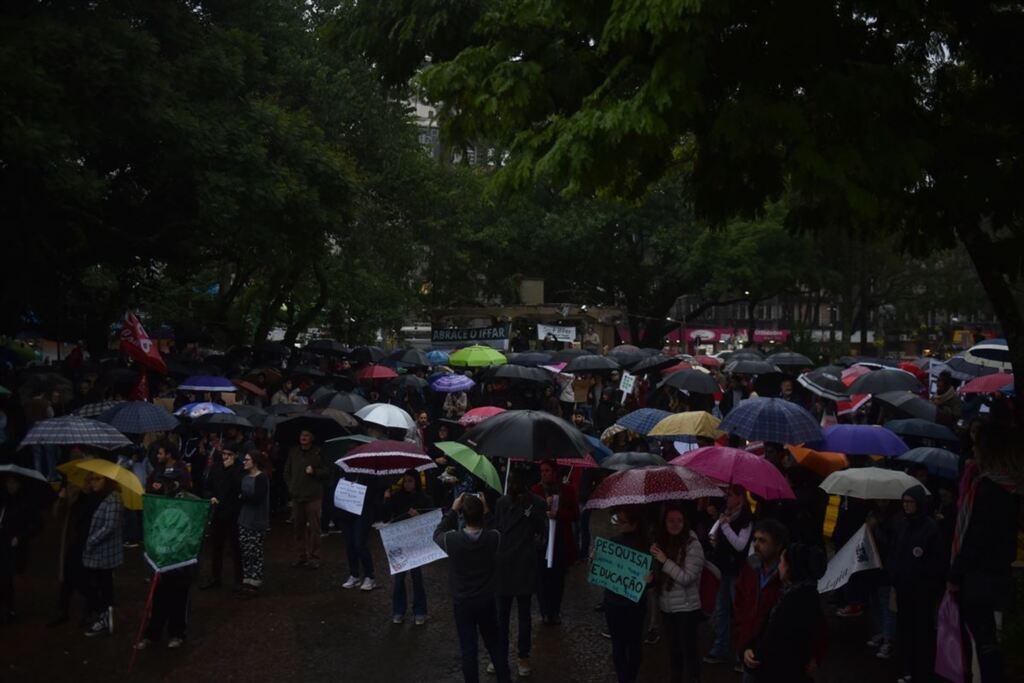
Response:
[964,341,1012,371]
[819,467,927,500]
[354,403,416,431]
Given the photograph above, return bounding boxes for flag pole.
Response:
[128,570,161,674]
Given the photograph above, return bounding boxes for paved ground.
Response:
[0,510,949,682]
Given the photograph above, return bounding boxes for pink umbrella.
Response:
[959,372,1013,395]
[336,440,436,475]
[669,446,795,500]
[458,406,507,427]
[585,466,723,509]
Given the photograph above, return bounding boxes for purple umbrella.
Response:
[815,424,909,456]
[430,374,475,393]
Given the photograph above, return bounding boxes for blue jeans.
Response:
[709,574,737,659]
[342,515,374,579]
[393,568,426,617]
[869,584,896,641]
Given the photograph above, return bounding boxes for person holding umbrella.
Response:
[703,484,754,667]
[383,469,431,623]
[284,429,329,569]
[0,471,44,622]
[531,460,579,626]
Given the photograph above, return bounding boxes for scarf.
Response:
[933,387,958,406]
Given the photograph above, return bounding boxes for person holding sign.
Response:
[599,506,653,683]
[383,470,431,624]
[530,460,578,626]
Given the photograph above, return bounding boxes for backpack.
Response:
[700,561,722,617]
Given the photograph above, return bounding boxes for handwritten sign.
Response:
[589,537,651,603]
[379,509,447,575]
[333,479,367,515]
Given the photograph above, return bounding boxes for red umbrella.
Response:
[336,440,435,475]
[555,453,600,469]
[585,466,723,509]
[661,362,693,375]
[897,362,928,383]
[669,447,795,500]
[458,406,507,427]
[837,365,871,416]
[355,364,398,380]
[959,372,1014,395]
[695,355,722,368]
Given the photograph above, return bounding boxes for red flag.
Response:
[119,311,167,374]
[129,371,150,401]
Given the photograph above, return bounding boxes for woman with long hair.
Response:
[383,469,431,624]
[704,484,753,667]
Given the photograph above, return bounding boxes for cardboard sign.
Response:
[333,479,367,515]
[589,537,651,603]
[379,509,447,575]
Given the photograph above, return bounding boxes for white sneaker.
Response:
[392,615,404,624]
[107,607,114,635]
[167,637,184,648]
[414,615,427,626]
[360,577,376,591]
[486,662,496,674]
[866,633,884,648]
[342,576,361,589]
[876,642,893,659]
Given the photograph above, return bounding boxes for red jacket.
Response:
[732,561,783,652]
[531,481,579,566]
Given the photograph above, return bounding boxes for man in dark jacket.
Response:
[200,446,244,590]
[283,430,330,569]
[733,519,788,663]
[434,493,510,683]
[531,460,578,625]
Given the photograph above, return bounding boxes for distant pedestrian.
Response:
[704,484,753,667]
[238,451,271,594]
[284,430,329,569]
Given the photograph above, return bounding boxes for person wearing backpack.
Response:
[650,505,705,683]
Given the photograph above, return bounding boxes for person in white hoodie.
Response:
[650,506,705,683]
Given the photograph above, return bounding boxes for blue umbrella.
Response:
[426,350,450,365]
[98,401,179,434]
[178,375,237,392]
[897,447,960,479]
[431,374,475,393]
[720,397,822,444]
[173,402,235,418]
[942,355,1000,380]
[585,435,613,465]
[817,424,909,456]
[615,408,674,436]
[884,419,957,443]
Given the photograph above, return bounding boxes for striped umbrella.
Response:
[99,401,179,434]
[21,416,132,450]
[431,374,476,393]
[964,340,1012,371]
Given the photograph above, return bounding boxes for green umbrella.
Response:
[434,441,503,493]
[448,345,507,368]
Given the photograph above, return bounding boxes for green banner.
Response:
[588,537,651,603]
[143,494,210,572]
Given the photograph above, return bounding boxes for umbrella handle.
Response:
[503,461,510,495]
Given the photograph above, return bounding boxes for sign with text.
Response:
[379,509,447,575]
[431,324,511,350]
[618,371,637,405]
[589,537,651,603]
[537,324,577,343]
[333,479,367,516]
[818,524,881,593]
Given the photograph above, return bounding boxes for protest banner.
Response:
[431,324,511,350]
[537,323,577,343]
[818,523,881,593]
[143,494,210,572]
[588,536,651,603]
[379,508,448,575]
[618,371,637,405]
[334,479,367,515]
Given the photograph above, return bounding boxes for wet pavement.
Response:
[2,511,909,682]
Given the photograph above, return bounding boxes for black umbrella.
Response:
[303,339,348,356]
[608,349,645,370]
[838,356,897,368]
[289,365,326,379]
[874,391,938,422]
[766,352,814,368]
[490,365,554,385]
[193,413,255,430]
[230,405,269,428]
[797,368,847,402]
[351,346,387,364]
[508,351,554,367]
[629,353,678,375]
[724,349,764,361]
[884,418,957,442]
[314,391,369,413]
[462,410,591,461]
[847,369,923,395]
[274,413,349,446]
[550,348,595,364]
[268,403,310,416]
[611,344,641,354]
[394,348,430,367]
[601,451,667,471]
[725,359,780,375]
[661,369,721,394]
[258,340,292,356]
[564,355,621,374]
[398,374,429,390]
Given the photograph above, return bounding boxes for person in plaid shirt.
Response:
[82,473,123,637]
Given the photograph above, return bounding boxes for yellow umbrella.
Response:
[785,445,849,479]
[58,458,145,510]
[648,411,723,440]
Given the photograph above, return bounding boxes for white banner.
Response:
[537,324,577,343]
[379,508,448,575]
[818,524,881,593]
[333,479,367,516]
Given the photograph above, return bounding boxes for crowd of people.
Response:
[0,340,1021,683]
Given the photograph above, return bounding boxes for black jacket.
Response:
[433,510,501,604]
[889,486,947,595]
[494,493,546,596]
[384,488,431,523]
[750,583,822,683]
[205,459,244,521]
[949,476,1019,587]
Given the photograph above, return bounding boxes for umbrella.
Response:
[607,349,645,370]
[355,403,416,431]
[336,440,435,476]
[462,410,590,461]
[72,400,127,418]
[315,391,369,413]
[398,375,429,391]
[448,345,507,368]
[942,354,1000,380]
[178,375,236,392]
[694,355,722,368]
[964,340,1012,371]
[18,372,72,401]
[600,424,628,444]
[820,467,927,501]
[58,458,145,510]
[585,435,614,465]
[173,402,235,419]
[873,391,938,422]
[797,367,847,402]
[615,408,674,436]
[351,346,387,364]
[425,350,450,365]
[601,451,667,471]
[585,466,723,509]
[192,413,255,430]
[490,365,554,385]
[612,344,641,354]
[356,365,398,380]
[566,354,618,373]
[316,408,360,429]
[629,354,678,374]
[724,349,764,361]
[290,365,327,379]
[303,339,349,356]
[458,406,506,427]
[648,411,723,440]
[230,405,268,427]
[98,401,179,434]
[393,348,430,367]
[274,413,349,445]
[883,419,957,443]
[21,416,132,450]
[508,351,553,367]
[846,368,923,395]
[433,442,502,492]
[431,374,476,393]
[268,403,310,416]
[816,424,909,456]
[322,434,377,460]
[233,379,266,398]
[836,366,872,416]
[550,348,594,364]
[785,445,849,478]
[766,352,814,368]
[670,446,795,500]
[897,362,929,383]
[661,369,721,394]
[661,362,694,375]
[0,463,47,484]
[725,359,780,375]
[720,398,823,444]
[959,372,1014,395]
[555,453,602,469]
[0,463,55,505]
[897,447,960,479]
